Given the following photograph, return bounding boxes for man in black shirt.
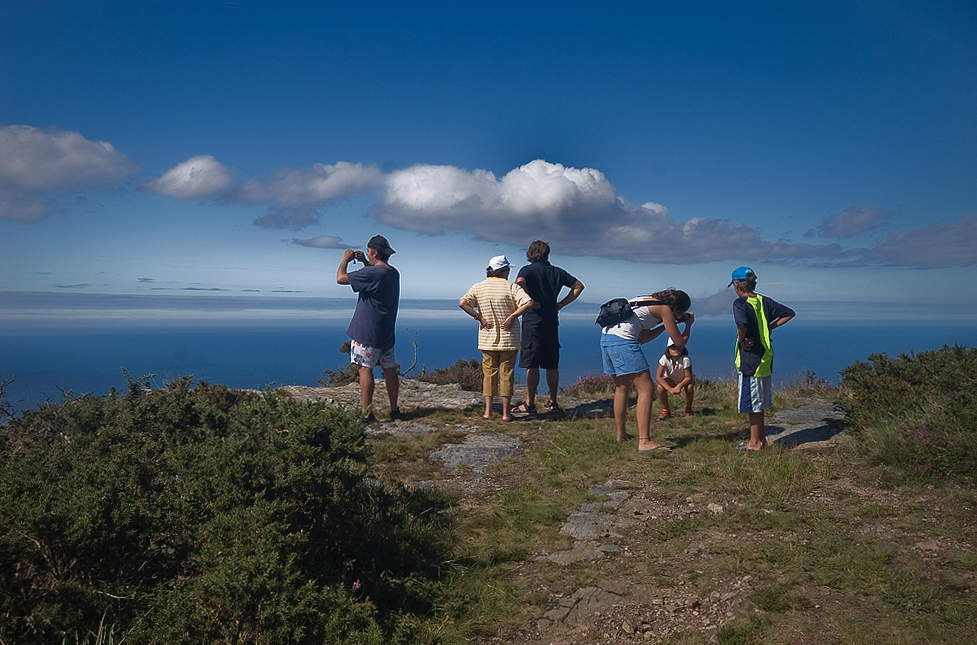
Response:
[515,240,585,412]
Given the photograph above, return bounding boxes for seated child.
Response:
[656,340,694,419]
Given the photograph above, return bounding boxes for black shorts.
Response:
[519,319,561,369]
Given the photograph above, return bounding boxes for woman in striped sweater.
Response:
[459,255,535,421]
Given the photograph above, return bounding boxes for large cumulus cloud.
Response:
[0,125,136,222]
[372,160,844,264]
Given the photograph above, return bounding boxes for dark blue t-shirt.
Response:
[346,264,400,350]
[516,261,578,324]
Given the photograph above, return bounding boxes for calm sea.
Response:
[3,319,976,414]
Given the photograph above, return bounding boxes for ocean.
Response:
[3,318,976,415]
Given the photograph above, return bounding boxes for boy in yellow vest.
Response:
[730,266,795,452]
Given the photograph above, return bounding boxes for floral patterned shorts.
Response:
[349,340,398,370]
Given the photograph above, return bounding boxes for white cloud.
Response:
[241,162,382,207]
[371,159,844,264]
[0,189,54,223]
[374,159,625,239]
[0,125,136,222]
[240,161,383,229]
[292,235,344,248]
[867,213,977,268]
[815,206,894,238]
[145,155,232,200]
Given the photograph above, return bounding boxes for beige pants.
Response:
[481,350,517,398]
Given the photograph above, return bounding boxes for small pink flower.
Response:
[352,580,361,590]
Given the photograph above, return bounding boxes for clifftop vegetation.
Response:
[1,345,975,643]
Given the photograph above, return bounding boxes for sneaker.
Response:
[363,412,377,423]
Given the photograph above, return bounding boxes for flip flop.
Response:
[638,445,671,454]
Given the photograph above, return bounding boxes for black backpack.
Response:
[596,298,663,327]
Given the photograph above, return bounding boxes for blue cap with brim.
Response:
[727,266,756,287]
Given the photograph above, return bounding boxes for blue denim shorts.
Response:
[600,334,650,376]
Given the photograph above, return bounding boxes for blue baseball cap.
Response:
[727,266,756,287]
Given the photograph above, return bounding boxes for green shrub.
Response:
[839,344,977,482]
[320,363,361,386]
[412,359,482,392]
[319,342,361,386]
[0,377,456,644]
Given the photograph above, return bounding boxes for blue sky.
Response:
[2,0,976,323]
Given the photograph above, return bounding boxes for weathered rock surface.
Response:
[274,377,484,412]
[767,396,847,448]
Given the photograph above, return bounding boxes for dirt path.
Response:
[278,380,861,642]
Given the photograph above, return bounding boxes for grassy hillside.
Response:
[1,346,975,644]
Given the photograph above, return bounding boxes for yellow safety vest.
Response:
[734,295,774,378]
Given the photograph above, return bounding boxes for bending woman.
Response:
[599,289,694,453]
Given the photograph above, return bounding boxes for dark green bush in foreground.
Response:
[0,377,456,644]
[839,344,977,482]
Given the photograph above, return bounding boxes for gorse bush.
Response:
[0,377,456,644]
[562,374,620,398]
[839,344,977,482]
[320,362,361,386]
[413,359,483,392]
[319,341,361,386]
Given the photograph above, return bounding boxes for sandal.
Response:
[513,402,534,414]
[658,409,671,421]
[544,401,561,411]
[638,445,671,454]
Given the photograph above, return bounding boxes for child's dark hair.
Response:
[486,266,510,278]
[665,344,689,358]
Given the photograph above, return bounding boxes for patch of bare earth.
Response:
[276,382,975,643]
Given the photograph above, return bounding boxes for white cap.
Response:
[488,255,511,271]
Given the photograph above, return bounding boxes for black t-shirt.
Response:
[516,261,578,324]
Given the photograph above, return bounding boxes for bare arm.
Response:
[654,360,666,383]
[336,249,365,285]
[459,298,488,328]
[556,280,585,311]
[638,325,666,344]
[737,325,753,349]
[770,313,795,330]
[668,366,693,393]
[656,307,694,350]
[501,298,535,330]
